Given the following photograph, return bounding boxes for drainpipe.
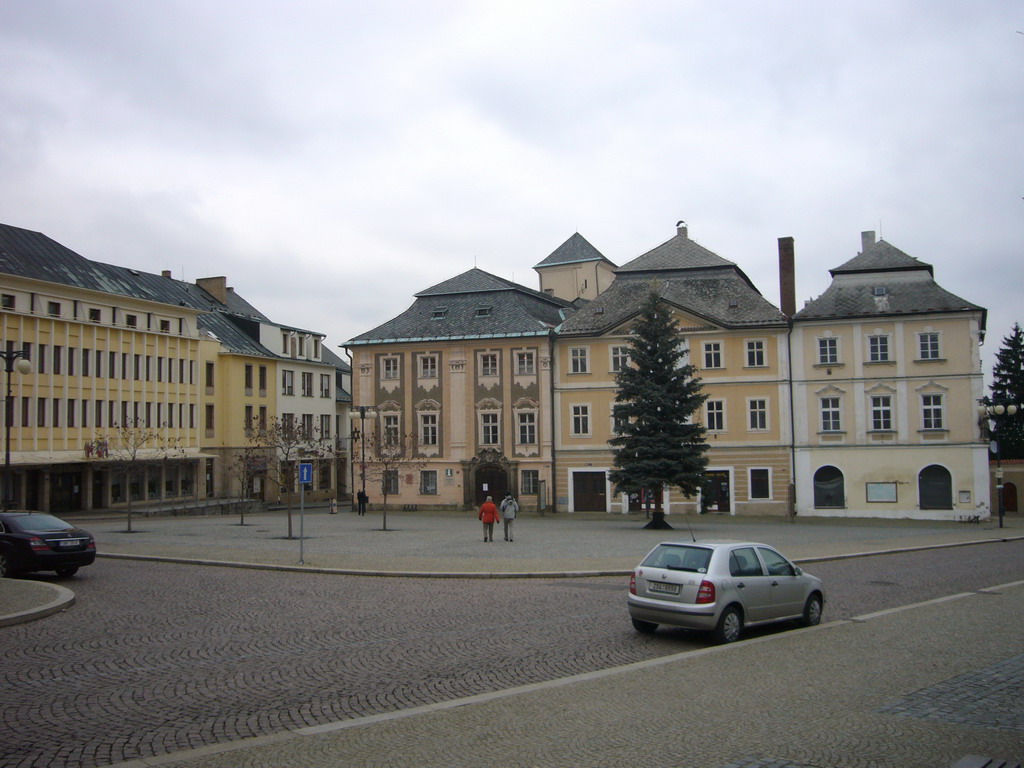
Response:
[344,346,355,504]
[548,331,557,514]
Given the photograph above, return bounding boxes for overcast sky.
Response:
[2,1,1020,379]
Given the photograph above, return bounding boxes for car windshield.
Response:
[641,545,712,573]
[14,514,75,533]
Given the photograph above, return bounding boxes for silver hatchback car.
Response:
[628,540,825,643]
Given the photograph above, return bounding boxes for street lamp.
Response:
[978,401,1019,529]
[2,349,32,511]
[348,405,377,512]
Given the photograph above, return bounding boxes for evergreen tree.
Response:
[987,322,1024,460]
[609,289,709,529]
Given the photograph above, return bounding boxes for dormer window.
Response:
[431,307,448,320]
[475,306,492,317]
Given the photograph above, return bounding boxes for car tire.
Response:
[55,566,79,577]
[713,605,743,644]
[0,551,8,578]
[801,593,823,627]
[631,618,658,634]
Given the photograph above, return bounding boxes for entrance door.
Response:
[475,465,508,506]
[50,471,83,513]
[573,471,607,512]
[704,470,731,513]
[1003,482,1018,513]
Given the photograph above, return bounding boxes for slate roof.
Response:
[558,228,786,335]
[0,222,347,366]
[346,268,573,344]
[533,232,616,269]
[795,238,985,322]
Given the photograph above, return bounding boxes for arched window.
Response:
[918,465,953,509]
[813,466,845,508]
[1004,482,1018,513]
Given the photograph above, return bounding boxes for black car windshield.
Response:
[13,514,75,532]
[642,545,712,573]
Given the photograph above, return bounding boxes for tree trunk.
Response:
[642,488,673,529]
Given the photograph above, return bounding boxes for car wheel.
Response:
[801,593,823,627]
[0,551,8,578]
[55,566,79,577]
[713,605,743,644]
[631,618,657,634]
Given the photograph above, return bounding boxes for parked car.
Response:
[628,540,824,643]
[0,512,96,578]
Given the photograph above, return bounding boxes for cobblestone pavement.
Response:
[2,537,1023,768]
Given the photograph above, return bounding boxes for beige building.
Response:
[0,223,350,515]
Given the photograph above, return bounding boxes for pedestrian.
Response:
[478,495,499,542]
[357,489,368,516]
[329,498,338,515]
[499,493,518,542]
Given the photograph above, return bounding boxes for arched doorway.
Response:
[474,464,509,507]
[813,466,844,508]
[1002,481,1018,513]
[919,465,952,509]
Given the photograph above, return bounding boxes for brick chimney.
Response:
[196,276,229,304]
[778,236,796,318]
[161,270,172,278]
[676,220,688,238]
[861,230,876,253]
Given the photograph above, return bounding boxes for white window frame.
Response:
[282,369,294,396]
[480,353,499,378]
[382,357,400,380]
[922,393,944,430]
[516,351,535,375]
[419,413,438,445]
[918,332,941,360]
[383,414,400,446]
[419,470,438,495]
[570,347,590,374]
[610,346,630,373]
[868,334,890,362]
[571,404,591,436]
[480,412,500,445]
[703,341,723,369]
[419,355,438,379]
[749,468,772,500]
[706,400,725,431]
[870,395,893,431]
[747,398,768,431]
[818,337,839,365]
[517,412,537,445]
[745,339,766,368]
[820,397,842,432]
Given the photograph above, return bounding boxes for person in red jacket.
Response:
[478,496,500,542]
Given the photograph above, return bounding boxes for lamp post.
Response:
[2,349,32,511]
[978,401,1019,529]
[348,405,377,512]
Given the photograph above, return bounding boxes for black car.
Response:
[0,512,96,577]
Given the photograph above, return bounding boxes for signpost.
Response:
[298,462,313,563]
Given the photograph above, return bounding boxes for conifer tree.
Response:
[609,289,709,529]
[987,322,1024,460]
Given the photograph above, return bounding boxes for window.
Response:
[320,374,332,398]
[383,470,399,496]
[419,355,438,379]
[919,332,940,360]
[205,404,215,432]
[818,337,838,365]
[813,466,845,508]
[475,305,492,317]
[922,394,944,430]
[749,469,771,500]
[320,414,331,438]
[521,470,539,495]
[431,307,447,320]
[820,397,842,432]
[205,361,214,389]
[612,412,629,435]
[420,413,438,445]
[301,372,313,397]
[1,294,14,309]
[383,414,400,446]
[703,341,722,369]
[301,413,314,439]
[868,334,890,362]
[244,365,253,392]
[282,369,294,395]
[126,314,138,328]
[383,357,400,380]
[746,340,766,367]
[570,347,589,374]
[518,412,536,444]
[53,346,62,375]
[88,307,101,322]
[516,351,535,375]
[748,399,767,430]
[481,413,499,445]
[870,395,893,431]
[245,405,254,432]
[706,400,724,431]
[611,346,630,373]
[919,465,952,509]
[420,470,437,495]
[159,319,171,333]
[259,366,268,393]
[480,353,498,377]
[571,405,590,436]
[47,301,61,317]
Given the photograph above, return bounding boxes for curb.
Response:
[0,580,76,628]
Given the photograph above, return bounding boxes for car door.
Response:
[728,546,773,623]
[757,546,806,619]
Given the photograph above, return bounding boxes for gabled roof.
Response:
[533,232,616,269]
[795,237,984,322]
[346,268,573,345]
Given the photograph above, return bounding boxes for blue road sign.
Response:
[298,462,313,485]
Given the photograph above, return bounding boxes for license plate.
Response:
[648,581,680,595]
[58,540,79,548]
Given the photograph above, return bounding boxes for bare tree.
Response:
[362,430,427,531]
[224,439,268,526]
[97,420,185,533]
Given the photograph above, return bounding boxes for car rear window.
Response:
[14,514,74,532]
[642,545,712,572]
